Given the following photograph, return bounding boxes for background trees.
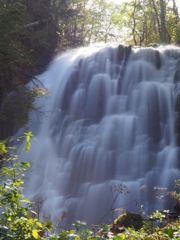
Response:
[0,0,57,100]
[52,0,179,47]
[113,0,180,46]
[52,0,122,47]
[0,0,58,139]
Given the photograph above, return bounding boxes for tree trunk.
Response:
[150,0,161,38]
[132,0,137,45]
[159,0,167,43]
[172,0,179,24]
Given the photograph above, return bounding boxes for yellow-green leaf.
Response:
[0,142,7,155]
[36,221,43,228]
[25,141,31,152]
[32,229,39,239]
[117,233,126,239]
[21,162,30,168]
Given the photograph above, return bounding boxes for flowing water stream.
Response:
[23,44,180,226]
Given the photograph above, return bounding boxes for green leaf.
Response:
[166,227,173,238]
[26,135,31,142]
[25,141,31,152]
[20,198,32,204]
[19,132,33,152]
[36,221,43,228]
[0,142,7,155]
[24,131,34,140]
[32,229,39,239]
[21,162,30,168]
[117,234,126,240]
[7,217,12,221]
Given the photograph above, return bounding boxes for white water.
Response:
[23,44,180,226]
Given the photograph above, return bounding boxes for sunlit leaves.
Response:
[0,142,7,155]
[19,131,34,152]
[0,133,44,239]
[32,229,39,239]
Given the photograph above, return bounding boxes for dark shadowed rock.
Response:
[111,212,143,232]
[174,204,180,213]
[97,212,143,237]
[174,68,180,83]
[155,50,161,69]
[118,45,132,62]
[174,88,180,146]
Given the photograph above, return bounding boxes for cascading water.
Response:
[23,44,180,226]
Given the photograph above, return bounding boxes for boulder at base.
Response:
[110,212,143,234]
[97,212,143,237]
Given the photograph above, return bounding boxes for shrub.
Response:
[0,132,43,239]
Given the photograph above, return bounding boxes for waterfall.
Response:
[23,44,180,226]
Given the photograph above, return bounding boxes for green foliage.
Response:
[53,0,180,47]
[58,222,104,240]
[168,178,180,204]
[149,210,165,222]
[0,86,37,134]
[0,0,56,139]
[20,131,34,152]
[0,133,43,239]
[53,0,123,47]
[0,1,33,94]
[0,142,8,155]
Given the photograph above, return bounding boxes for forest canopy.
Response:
[52,0,180,46]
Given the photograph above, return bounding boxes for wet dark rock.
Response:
[112,212,143,231]
[118,45,132,62]
[174,67,180,83]
[174,204,180,213]
[97,212,143,237]
[155,50,161,69]
[175,91,180,113]
[175,115,180,146]
[174,90,180,146]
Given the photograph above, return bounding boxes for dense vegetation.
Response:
[0,0,57,139]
